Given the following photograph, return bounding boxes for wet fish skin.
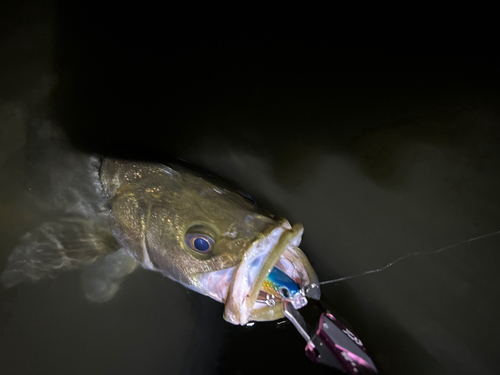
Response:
[100,158,281,289]
[2,153,319,325]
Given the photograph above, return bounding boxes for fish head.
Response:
[105,160,319,325]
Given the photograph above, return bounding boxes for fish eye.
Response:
[185,233,215,254]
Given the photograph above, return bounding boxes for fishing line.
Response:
[319,229,500,285]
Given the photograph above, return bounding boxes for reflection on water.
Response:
[2,2,500,375]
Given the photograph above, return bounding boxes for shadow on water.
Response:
[2,1,500,375]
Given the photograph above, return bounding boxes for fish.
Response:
[2,156,319,325]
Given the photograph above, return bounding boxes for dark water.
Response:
[1,2,500,374]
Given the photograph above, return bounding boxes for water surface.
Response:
[1,2,500,374]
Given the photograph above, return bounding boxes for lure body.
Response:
[261,266,308,309]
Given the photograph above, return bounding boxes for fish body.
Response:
[2,156,319,325]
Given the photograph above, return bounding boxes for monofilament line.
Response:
[319,229,500,285]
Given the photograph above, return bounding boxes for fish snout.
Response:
[223,221,319,325]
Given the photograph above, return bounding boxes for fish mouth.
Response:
[220,220,319,325]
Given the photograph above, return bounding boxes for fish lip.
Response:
[222,220,318,325]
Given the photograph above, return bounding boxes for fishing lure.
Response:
[260,267,379,373]
[261,266,308,309]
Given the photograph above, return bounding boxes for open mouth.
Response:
[221,220,319,325]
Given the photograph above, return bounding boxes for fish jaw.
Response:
[221,221,319,325]
[191,221,319,325]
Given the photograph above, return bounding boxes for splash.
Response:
[320,230,500,285]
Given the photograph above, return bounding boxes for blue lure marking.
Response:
[265,266,301,299]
